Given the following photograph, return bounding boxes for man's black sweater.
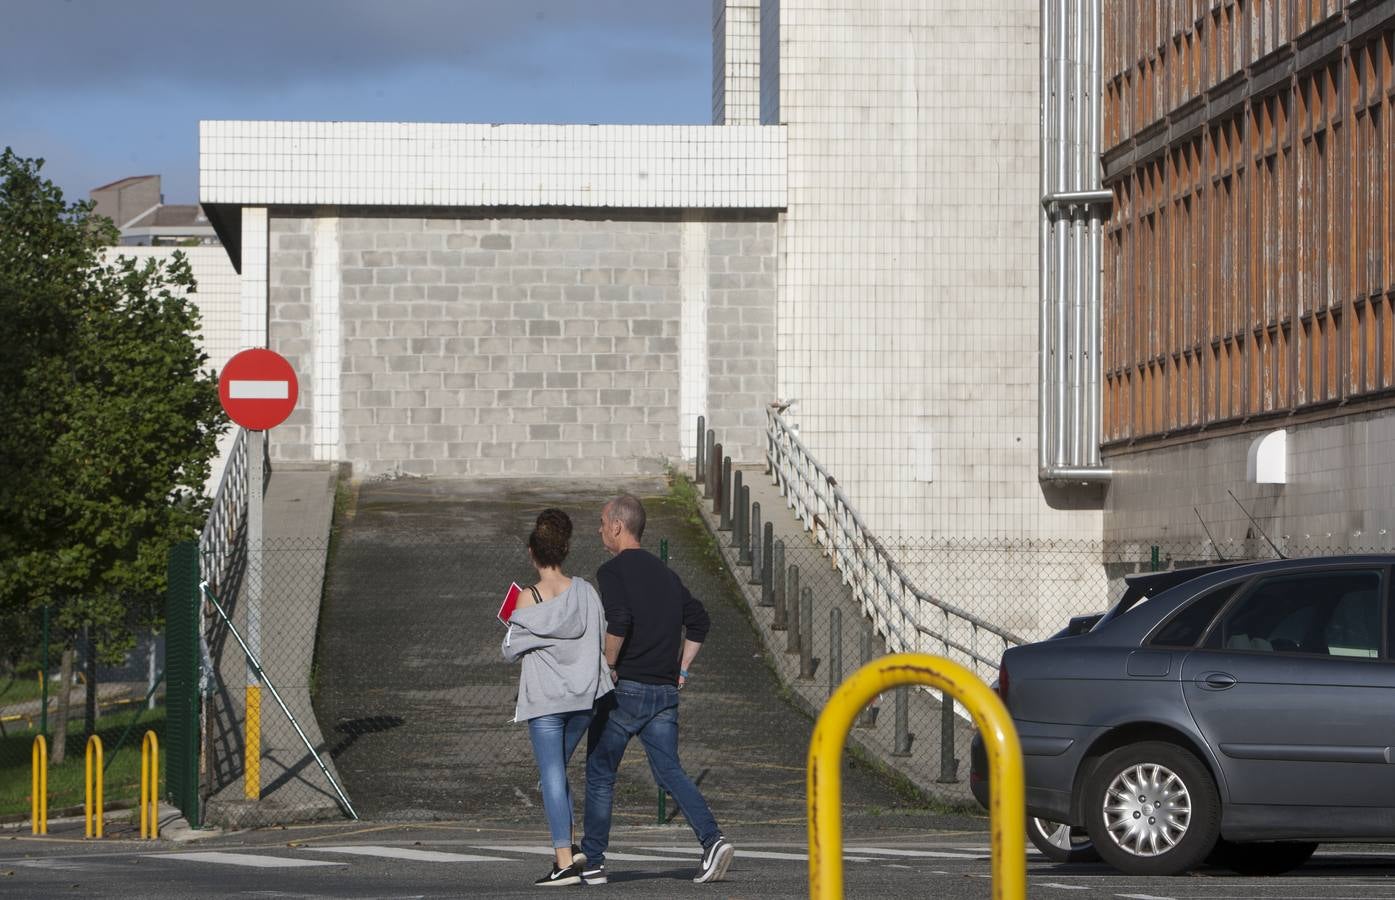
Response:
[597,548,711,685]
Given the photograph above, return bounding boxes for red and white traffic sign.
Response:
[218,348,299,431]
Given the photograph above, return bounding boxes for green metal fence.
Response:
[165,540,202,827]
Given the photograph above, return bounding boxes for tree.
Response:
[0,149,225,755]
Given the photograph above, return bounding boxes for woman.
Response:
[502,508,612,887]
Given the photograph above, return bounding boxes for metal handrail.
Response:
[765,407,1025,678]
[199,427,250,597]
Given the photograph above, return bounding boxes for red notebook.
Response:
[498,582,522,625]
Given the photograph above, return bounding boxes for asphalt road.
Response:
[7,820,1395,899]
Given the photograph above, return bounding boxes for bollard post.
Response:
[747,502,762,581]
[784,565,800,648]
[730,470,745,547]
[856,622,878,728]
[141,730,160,839]
[828,608,842,697]
[772,542,788,626]
[705,430,716,498]
[760,523,775,605]
[937,693,960,783]
[737,487,752,563]
[695,415,706,484]
[718,455,732,527]
[85,734,104,838]
[892,687,914,756]
[711,442,724,513]
[31,735,47,835]
[800,588,816,680]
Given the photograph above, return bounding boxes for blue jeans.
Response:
[581,680,720,866]
[528,708,594,848]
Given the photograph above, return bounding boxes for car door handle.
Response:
[1197,671,1237,690]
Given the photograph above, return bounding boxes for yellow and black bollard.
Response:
[806,653,1025,900]
[85,734,104,838]
[140,730,160,839]
[31,735,47,836]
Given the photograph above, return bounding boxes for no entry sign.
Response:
[218,348,299,430]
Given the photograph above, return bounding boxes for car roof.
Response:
[1099,554,1395,635]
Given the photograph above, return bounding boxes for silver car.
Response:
[970,555,1395,876]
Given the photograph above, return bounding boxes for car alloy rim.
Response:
[1032,818,1085,851]
[1101,762,1191,857]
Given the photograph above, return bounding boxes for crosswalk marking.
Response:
[12,859,86,870]
[471,844,692,863]
[636,846,876,863]
[304,845,507,863]
[151,851,345,869]
[848,847,986,860]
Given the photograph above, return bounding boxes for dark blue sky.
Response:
[1,1,711,205]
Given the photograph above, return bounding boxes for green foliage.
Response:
[0,149,226,663]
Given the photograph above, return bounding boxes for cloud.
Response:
[2,0,709,92]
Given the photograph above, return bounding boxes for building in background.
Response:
[92,174,218,245]
[1100,0,1395,556]
[95,175,240,488]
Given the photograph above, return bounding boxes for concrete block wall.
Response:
[1104,411,1395,554]
[266,212,775,478]
[707,218,777,450]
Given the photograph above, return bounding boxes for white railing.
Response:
[199,427,252,596]
[765,407,1025,680]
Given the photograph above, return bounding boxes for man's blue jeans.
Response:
[527,707,593,848]
[581,680,720,866]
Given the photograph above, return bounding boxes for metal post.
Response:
[828,608,842,696]
[800,587,815,680]
[695,415,705,484]
[856,621,877,728]
[772,542,788,627]
[245,429,264,800]
[704,430,716,498]
[717,454,731,527]
[747,502,762,581]
[658,537,669,824]
[937,692,960,783]
[784,565,800,649]
[711,442,724,512]
[759,523,775,605]
[1151,545,1160,572]
[892,686,914,756]
[737,487,751,562]
[730,470,745,547]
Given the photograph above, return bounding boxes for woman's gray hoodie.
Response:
[501,577,612,722]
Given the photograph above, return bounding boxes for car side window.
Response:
[1148,582,1241,648]
[1203,569,1384,658]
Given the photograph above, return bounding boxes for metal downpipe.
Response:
[1038,0,1053,474]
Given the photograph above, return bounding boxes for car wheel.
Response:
[1207,840,1318,876]
[1028,817,1100,863]
[1082,741,1220,876]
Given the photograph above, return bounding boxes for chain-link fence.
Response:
[192,477,979,833]
[0,608,167,826]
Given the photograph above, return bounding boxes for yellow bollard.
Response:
[31,735,48,836]
[85,734,104,839]
[140,730,160,839]
[807,653,1025,900]
[244,683,261,799]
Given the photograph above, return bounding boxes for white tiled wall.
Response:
[200,122,786,210]
[773,0,1101,543]
[713,0,762,125]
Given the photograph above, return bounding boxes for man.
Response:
[579,494,735,885]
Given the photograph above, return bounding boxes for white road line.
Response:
[1038,884,1089,891]
[149,851,345,869]
[303,845,509,863]
[635,846,876,863]
[228,379,289,400]
[470,845,691,863]
[847,847,986,859]
[1116,894,1177,900]
[11,859,87,870]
